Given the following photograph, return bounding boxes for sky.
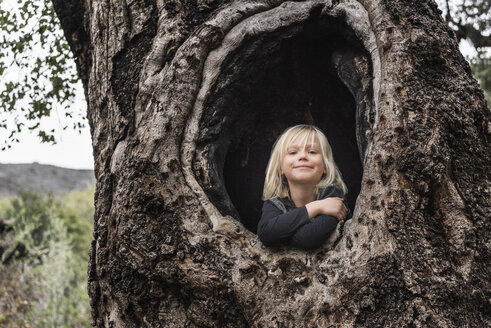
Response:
[0,0,93,170]
[0,114,94,170]
[0,84,94,170]
[0,4,480,170]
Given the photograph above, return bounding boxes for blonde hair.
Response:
[263,125,347,199]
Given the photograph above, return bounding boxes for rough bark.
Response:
[53,0,490,327]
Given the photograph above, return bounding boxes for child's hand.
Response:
[306,197,347,221]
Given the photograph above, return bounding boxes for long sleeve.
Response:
[257,201,310,246]
[258,185,347,250]
[287,214,338,249]
[288,185,345,249]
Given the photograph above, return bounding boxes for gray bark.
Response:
[53,0,490,327]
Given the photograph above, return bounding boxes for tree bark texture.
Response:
[53,0,490,327]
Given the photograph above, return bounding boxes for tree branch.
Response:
[455,23,491,47]
[442,0,490,48]
[51,0,91,90]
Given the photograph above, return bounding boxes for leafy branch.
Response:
[0,0,85,151]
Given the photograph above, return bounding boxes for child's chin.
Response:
[291,177,321,185]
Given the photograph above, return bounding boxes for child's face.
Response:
[281,135,326,188]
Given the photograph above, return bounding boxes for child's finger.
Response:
[341,205,347,219]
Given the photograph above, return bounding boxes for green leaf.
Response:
[0,0,85,149]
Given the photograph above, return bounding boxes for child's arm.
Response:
[288,186,348,249]
[257,201,310,247]
[305,197,347,220]
[288,213,339,249]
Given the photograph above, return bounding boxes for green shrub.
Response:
[0,187,94,327]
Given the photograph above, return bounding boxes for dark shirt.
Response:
[257,185,346,250]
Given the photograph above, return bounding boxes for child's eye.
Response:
[288,151,297,155]
[309,151,317,154]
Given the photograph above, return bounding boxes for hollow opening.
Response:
[195,14,372,233]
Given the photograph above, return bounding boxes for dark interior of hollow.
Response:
[198,16,368,233]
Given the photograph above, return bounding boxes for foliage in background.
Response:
[436,0,491,108]
[0,0,84,150]
[469,50,491,105]
[0,187,94,327]
[439,0,490,47]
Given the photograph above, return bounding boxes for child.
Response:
[257,125,348,250]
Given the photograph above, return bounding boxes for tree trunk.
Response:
[53,0,490,326]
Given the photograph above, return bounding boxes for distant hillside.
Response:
[0,163,95,197]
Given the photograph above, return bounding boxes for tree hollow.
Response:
[195,13,373,233]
